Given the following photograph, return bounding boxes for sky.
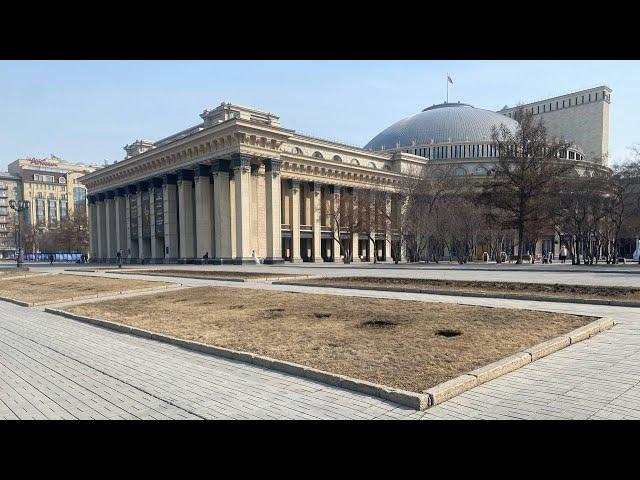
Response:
[1,60,638,171]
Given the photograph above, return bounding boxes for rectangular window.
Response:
[36,199,45,225]
[48,199,57,224]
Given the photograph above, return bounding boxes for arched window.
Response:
[312,151,324,159]
[333,155,342,162]
[292,147,303,155]
[453,167,467,176]
[368,162,376,169]
[474,166,488,176]
[351,159,360,165]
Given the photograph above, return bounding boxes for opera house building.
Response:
[81,85,612,263]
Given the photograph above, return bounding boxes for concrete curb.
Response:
[41,306,614,412]
[422,316,615,407]
[1,284,182,308]
[273,281,640,308]
[112,271,321,283]
[43,307,429,410]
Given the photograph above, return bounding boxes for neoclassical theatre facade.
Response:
[82,103,426,264]
[82,85,612,263]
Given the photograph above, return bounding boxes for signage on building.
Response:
[26,158,58,167]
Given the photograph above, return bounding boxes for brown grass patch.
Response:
[0,274,173,304]
[290,277,640,302]
[63,286,590,392]
[116,269,301,281]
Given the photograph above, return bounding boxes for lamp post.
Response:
[9,199,30,268]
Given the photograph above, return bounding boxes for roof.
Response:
[365,102,520,150]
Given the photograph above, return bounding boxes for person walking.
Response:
[560,245,568,264]
[252,250,261,265]
[49,253,54,265]
[116,250,122,269]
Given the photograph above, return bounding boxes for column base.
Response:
[264,257,285,264]
[211,257,234,265]
[289,257,304,264]
[233,257,258,265]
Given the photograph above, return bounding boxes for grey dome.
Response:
[365,102,520,150]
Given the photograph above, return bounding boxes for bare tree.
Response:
[481,106,573,263]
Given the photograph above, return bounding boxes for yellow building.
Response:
[7,155,99,228]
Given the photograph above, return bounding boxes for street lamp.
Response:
[9,199,30,268]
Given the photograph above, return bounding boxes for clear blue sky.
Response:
[1,60,638,171]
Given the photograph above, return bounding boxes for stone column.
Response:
[194,164,214,259]
[264,159,283,264]
[331,185,341,262]
[114,189,127,260]
[212,160,232,263]
[88,196,98,260]
[233,154,253,264]
[126,185,138,261]
[290,179,302,263]
[384,193,392,262]
[162,174,179,261]
[311,182,322,262]
[104,191,117,261]
[177,169,195,260]
[136,182,151,261]
[150,178,164,262]
[96,193,106,261]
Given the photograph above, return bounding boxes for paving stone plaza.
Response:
[1,262,640,420]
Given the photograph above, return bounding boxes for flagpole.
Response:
[446,73,449,104]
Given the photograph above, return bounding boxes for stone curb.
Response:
[43,307,429,410]
[273,281,640,308]
[422,316,615,406]
[113,272,321,283]
[29,283,183,306]
[0,295,32,307]
[41,307,614,412]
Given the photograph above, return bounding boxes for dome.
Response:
[364,102,520,150]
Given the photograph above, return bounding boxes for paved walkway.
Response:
[2,266,640,419]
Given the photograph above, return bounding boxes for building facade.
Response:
[82,86,613,264]
[7,156,99,230]
[0,172,20,259]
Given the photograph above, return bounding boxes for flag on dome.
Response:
[447,75,454,84]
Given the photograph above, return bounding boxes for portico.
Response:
[83,103,419,264]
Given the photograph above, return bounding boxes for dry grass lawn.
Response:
[0,274,173,304]
[63,286,590,392]
[0,269,37,280]
[290,276,640,302]
[117,269,301,281]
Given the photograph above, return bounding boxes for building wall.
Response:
[499,86,611,166]
[7,156,98,229]
[0,174,20,258]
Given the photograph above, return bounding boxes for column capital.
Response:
[211,158,230,173]
[177,169,194,183]
[288,179,300,190]
[127,184,138,195]
[231,153,252,171]
[193,164,211,178]
[150,177,163,189]
[309,181,323,191]
[162,173,177,186]
[116,188,127,197]
[264,158,281,173]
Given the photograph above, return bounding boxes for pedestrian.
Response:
[116,250,122,269]
[560,245,568,264]
[252,249,260,265]
[203,251,209,260]
[49,253,54,265]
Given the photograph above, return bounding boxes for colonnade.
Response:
[87,155,399,264]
